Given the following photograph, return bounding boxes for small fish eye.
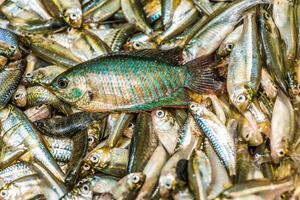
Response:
[81,184,90,193]
[134,42,141,48]
[189,103,196,110]
[90,155,99,163]
[14,93,21,99]
[156,110,165,118]
[9,45,16,50]
[236,94,246,103]
[132,175,140,184]
[227,44,233,51]
[245,133,250,140]
[88,136,94,143]
[263,12,270,19]
[128,123,134,128]
[278,150,285,157]
[57,77,69,89]
[25,72,33,78]
[83,164,90,170]
[1,190,7,197]
[165,181,172,189]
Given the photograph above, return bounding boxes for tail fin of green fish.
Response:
[184,55,225,94]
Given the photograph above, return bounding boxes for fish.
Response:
[270,90,295,163]
[227,7,262,112]
[258,8,287,92]
[189,102,236,176]
[49,50,225,112]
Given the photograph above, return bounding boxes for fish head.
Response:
[241,119,264,146]
[189,102,205,116]
[0,183,19,200]
[63,8,82,28]
[159,173,177,198]
[230,87,253,112]
[126,172,146,191]
[50,71,88,104]
[12,88,27,107]
[87,147,110,169]
[152,109,175,130]
[271,138,289,164]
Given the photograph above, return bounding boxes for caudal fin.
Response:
[184,55,226,94]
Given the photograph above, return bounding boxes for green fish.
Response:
[49,50,224,112]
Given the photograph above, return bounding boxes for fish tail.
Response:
[184,55,225,94]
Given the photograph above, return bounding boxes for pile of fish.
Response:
[0,0,299,199]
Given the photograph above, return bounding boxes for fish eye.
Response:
[236,94,246,103]
[70,13,78,20]
[90,155,99,163]
[128,123,134,128]
[83,163,90,170]
[14,93,22,100]
[0,190,7,197]
[133,42,141,48]
[57,77,69,89]
[263,12,271,19]
[278,150,285,157]
[164,181,172,189]
[189,103,197,110]
[25,72,33,78]
[226,44,233,51]
[81,184,90,193]
[88,136,95,143]
[156,110,165,118]
[9,45,16,51]
[131,175,140,184]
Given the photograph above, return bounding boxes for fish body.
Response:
[227,7,262,112]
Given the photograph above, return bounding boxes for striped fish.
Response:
[49,50,224,112]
